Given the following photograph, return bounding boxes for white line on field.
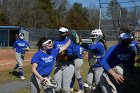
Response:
[0,59,31,66]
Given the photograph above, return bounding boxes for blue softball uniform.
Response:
[88,42,105,67]
[31,48,60,76]
[130,40,139,54]
[13,39,29,54]
[100,44,135,72]
[53,37,74,58]
[72,44,85,59]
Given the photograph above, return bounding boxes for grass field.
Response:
[0,57,140,93]
[0,58,89,93]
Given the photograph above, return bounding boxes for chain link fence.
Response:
[29,28,120,47]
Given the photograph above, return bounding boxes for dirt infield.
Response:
[0,48,88,71]
[0,49,35,71]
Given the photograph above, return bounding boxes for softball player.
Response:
[130,36,139,66]
[30,37,71,93]
[12,33,30,80]
[53,27,75,93]
[100,27,135,93]
[82,29,107,93]
[130,36,139,54]
[70,41,86,93]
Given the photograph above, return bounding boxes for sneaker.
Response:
[76,90,83,93]
[70,88,73,92]
[20,76,25,80]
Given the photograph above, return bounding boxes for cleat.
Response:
[70,88,73,92]
[20,76,25,80]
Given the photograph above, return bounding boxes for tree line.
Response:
[0,0,100,30]
[0,0,139,30]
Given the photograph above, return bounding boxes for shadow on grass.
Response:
[9,71,20,78]
[123,66,140,93]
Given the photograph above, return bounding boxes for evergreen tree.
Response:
[66,3,89,30]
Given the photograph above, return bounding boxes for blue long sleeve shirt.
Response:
[130,40,139,54]
[100,44,135,72]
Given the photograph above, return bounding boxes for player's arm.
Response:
[24,45,30,51]
[59,39,71,53]
[24,42,30,51]
[108,69,124,84]
[32,63,44,81]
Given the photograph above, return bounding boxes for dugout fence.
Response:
[29,28,120,48]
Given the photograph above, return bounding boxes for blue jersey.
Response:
[72,44,85,59]
[130,40,139,54]
[88,42,105,67]
[53,37,73,56]
[13,39,29,54]
[100,44,135,72]
[31,48,60,76]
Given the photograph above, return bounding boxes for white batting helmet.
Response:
[19,33,24,39]
[90,29,103,40]
[59,27,68,32]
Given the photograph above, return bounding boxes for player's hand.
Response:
[24,46,30,52]
[113,73,124,84]
[108,69,124,84]
[40,78,49,85]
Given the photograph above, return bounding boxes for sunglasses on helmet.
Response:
[42,40,52,46]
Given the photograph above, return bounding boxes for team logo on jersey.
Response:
[56,44,64,48]
[118,54,130,60]
[42,56,53,63]
[18,43,26,46]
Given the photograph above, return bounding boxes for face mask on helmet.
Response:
[90,29,103,43]
[42,40,53,53]
[19,33,24,39]
[120,39,131,46]
[119,33,131,46]
[58,27,68,40]
[46,48,53,54]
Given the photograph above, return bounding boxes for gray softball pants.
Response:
[15,52,25,68]
[30,74,54,93]
[86,66,104,93]
[100,72,123,93]
[54,61,75,93]
[74,58,83,79]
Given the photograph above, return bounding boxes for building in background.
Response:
[0,26,29,47]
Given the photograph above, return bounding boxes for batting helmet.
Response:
[90,29,103,42]
[18,33,24,39]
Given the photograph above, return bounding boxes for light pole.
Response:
[0,0,3,5]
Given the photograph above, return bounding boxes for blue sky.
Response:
[68,0,99,7]
[68,0,140,8]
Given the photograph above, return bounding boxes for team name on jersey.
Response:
[129,44,135,46]
[118,54,130,60]
[56,44,64,48]
[42,56,53,63]
[18,43,26,46]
